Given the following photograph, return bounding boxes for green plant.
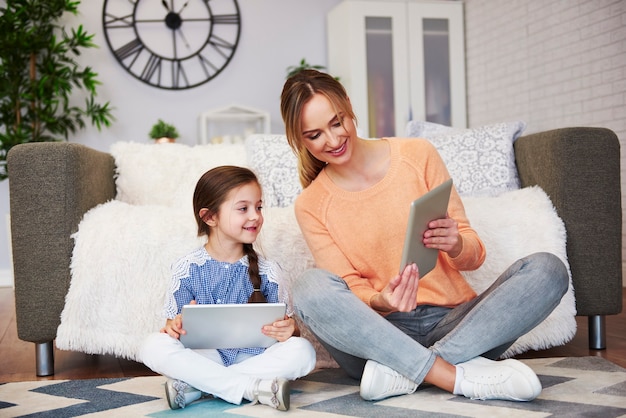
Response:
[285,58,328,79]
[149,119,179,140]
[0,0,114,180]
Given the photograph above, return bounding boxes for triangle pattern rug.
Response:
[1,357,626,417]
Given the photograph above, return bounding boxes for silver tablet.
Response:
[179,303,286,349]
[400,178,453,276]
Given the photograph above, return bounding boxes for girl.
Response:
[140,166,316,411]
[280,70,568,403]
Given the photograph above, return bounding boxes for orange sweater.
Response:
[294,138,484,311]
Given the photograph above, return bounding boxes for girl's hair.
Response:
[280,69,356,188]
[193,166,266,303]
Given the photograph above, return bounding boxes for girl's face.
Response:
[299,93,357,165]
[211,182,263,245]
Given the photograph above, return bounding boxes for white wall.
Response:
[3,0,625,287]
[0,0,342,286]
[463,0,626,284]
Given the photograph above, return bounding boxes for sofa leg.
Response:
[588,315,606,350]
[36,341,55,376]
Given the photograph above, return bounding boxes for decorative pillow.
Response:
[406,120,455,138]
[461,186,576,356]
[111,141,248,211]
[405,120,526,197]
[245,134,301,208]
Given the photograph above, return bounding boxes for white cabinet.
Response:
[327,0,466,138]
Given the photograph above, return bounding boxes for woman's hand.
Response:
[371,263,419,313]
[262,316,296,342]
[423,214,462,258]
[160,314,185,339]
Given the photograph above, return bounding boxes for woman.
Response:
[280,69,568,402]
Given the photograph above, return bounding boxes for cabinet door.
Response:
[408,1,467,128]
[327,0,466,137]
[328,1,409,138]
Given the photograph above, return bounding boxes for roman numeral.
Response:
[114,38,143,61]
[207,34,235,59]
[211,13,240,25]
[141,54,162,83]
[198,54,218,77]
[104,13,134,29]
[172,61,189,88]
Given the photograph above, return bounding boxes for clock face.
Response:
[103,0,241,90]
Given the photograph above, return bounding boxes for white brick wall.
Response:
[464,0,626,284]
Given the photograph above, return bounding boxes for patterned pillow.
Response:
[245,134,302,207]
[406,120,526,197]
[406,120,454,138]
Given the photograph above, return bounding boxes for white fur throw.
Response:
[57,186,575,366]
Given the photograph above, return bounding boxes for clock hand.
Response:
[161,0,170,11]
[177,28,191,49]
[177,0,190,14]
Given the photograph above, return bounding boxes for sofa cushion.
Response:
[56,186,574,367]
[406,120,526,197]
[111,141,248,212]
[461,186,576,355]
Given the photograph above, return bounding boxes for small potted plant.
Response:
[285,58,340,81]
[149,119,179,143]
[286,58,327,79]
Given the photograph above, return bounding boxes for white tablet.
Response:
[400,178,453,276]
[179,303,286,349]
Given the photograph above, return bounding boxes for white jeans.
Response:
[139,332,316,404]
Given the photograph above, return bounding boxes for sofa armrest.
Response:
[514,127,622,316]
[8,142,116,344]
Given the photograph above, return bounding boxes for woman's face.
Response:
[299,93,357,165]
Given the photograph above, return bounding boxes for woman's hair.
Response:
[280,69,356,188]
[193,165,266,303]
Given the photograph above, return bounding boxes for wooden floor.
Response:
[1,287,625,382]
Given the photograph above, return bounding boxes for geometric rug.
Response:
[1,357,625,417]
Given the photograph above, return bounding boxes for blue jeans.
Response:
[292,252,568,385]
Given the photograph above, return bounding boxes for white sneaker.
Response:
[253,377,290,411]
[456,357,542,401]
[164,379,203,409]
[360,360,418,401]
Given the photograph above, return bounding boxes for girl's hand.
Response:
[159,300,196,339]
[371,263,419,313]
[160,314,185,339]
[423,214,462,258]
[262,316,296,342]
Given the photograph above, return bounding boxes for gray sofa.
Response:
[7,127,623,376]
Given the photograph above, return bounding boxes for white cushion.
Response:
[462,186,576,356]
[406,120,526,197]
[111,141,248,212]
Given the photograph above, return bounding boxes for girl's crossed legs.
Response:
[140,333,316,405]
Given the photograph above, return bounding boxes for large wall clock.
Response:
[102,0,241,90]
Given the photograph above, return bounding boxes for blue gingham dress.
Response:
[163,247,290,366]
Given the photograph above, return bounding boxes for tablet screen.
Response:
[400,179,453,276]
